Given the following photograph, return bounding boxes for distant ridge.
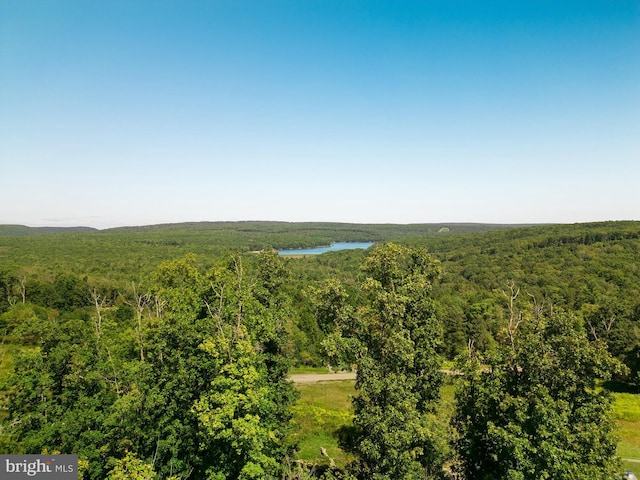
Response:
[9,221,638,239]
[0,225,98,236]
[1,220,638,278]
[98,221,542,236]
[0,221,538,239]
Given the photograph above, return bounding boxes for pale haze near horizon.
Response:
[1,1,638,229]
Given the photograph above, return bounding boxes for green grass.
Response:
[0,343,21,422]
[291,376,640,476]
[291,376,460,469]
[289,366,335,375]
[613,391,640,467]
[291,380,356,468]
[622,461,640,476]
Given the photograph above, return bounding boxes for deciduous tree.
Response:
[325,243,446,479]
[453,307,624,480]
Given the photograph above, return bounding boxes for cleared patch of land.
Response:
[613,391,640,473]
[290,372,356,384]
[291,380,356,468]
[290,374,640,476]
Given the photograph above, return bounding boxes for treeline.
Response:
[1,221,639,377]
[416,221,640,381]
[1,252,298,479]
[0,221,517,277]
[0,221,639,478]
[0,243,629,479]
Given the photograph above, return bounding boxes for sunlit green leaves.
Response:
[453,309,623,480]
[319,243,446,479]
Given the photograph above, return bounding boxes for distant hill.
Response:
[0,225,98,236]
[0,221,533,239]
[100,220,535,237]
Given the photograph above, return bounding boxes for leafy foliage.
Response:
[453,308,625,479]
[1,253,298,479]
[1,221,640,477]
[322,243,447,479]
[106,451,156,480]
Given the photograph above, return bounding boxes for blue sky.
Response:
[1,0,638,228]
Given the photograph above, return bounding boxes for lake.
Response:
[278,242,375,256]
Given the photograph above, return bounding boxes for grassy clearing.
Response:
[613,391,640,473]
[289,366,335,375]
[291,380,356,468]
[0,343,21,422]
[291,376,640,476]
[291,376,460,469]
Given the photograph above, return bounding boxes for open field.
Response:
[291,375,640,475]
[290,375,453,468]
[291,380,356,468]
[613,391,640,473]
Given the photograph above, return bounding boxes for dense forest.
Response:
[1,221,639,479]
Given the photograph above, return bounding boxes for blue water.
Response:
[278,242,374,256]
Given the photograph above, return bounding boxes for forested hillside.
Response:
[0,221,638,478]
[0,222,518,278]
[417,221,640,377]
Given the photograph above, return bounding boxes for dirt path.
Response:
[290,370,462,384]
[290,372,356,384]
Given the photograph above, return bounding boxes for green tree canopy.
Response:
[322,243,447,479]
[453,307,625,480]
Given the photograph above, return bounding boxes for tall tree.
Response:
[453,306,624,480]
[107,254,213,479]
[3,253,298,480]
[195,252,298,479]
[325,243,446,479]
[5,310,118,479]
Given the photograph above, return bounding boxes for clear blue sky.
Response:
[1,0,639,228]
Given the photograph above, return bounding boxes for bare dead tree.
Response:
[603,314,616,334]
[587,319,599,341]
[586,313,616,342]
[502,280,522,352]
[467,337,475,361]
[204,258,253,363]
[526,290,547,329]
[91,288,107,343]
[125,282,151,362]
[152,294,166,320]
[89,287,125,394]
[205,282,233,362]
[17,273,27,304]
